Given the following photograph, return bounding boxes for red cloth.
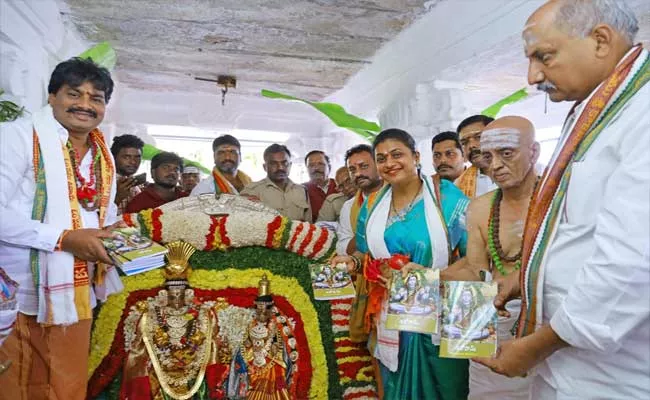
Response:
[122,376,151,400]
[303,179,338,222]
[124,185,188,213]
[205,363,230,399]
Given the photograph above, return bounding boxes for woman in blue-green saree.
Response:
[333,129,470,399]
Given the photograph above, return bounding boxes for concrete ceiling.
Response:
[60,0,434,100]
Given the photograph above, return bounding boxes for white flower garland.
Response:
[160,211,211,248]
[217,306,255,351]
[288,222,310,253]
[224,212,271,248]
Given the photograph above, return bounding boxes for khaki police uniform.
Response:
[241,177,312,222]
[316,192,347,222]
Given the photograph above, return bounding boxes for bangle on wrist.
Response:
[351,255,362,273]
[55,229,71,251]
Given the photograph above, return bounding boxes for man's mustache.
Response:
[355,175,370,184]
[469,149,481,158]
[437,163,451,170]
[537,80,557,93]
[67,107,97,118]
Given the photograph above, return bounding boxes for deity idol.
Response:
[123,241,232,399]
[122,241,298,400]
[229,275,298,400]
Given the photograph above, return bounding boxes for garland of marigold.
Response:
[278,219,293,249]
[205,216,229,251]
[150,208,163,242]
[330,300,378,399]
[265,215,283,248]
[123,210,334,262]
[218,216,230,247]
[309,228,329,259]
[288,222,304,250]
[137,209,153,237]
[122,212,134,228]
[272,216,289,248]
[297,224,316,256]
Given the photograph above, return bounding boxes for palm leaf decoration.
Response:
[261,89,381,141]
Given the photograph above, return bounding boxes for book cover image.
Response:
[440,281,498,359]
[309,263,355,300]
[104,227,164,259]
[385,268,440,334]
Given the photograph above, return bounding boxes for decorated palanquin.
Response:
[87,195,378,400]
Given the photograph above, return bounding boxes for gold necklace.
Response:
[142,308,212,400]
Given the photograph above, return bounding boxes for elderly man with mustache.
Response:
[455,114,497,198]
[475,1,650,399]
[316,166,357,223]
[303,150,339,222]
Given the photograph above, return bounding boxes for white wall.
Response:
[0,0,88,112]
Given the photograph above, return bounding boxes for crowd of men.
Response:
[109,127,477,220]
[0,0,648,399]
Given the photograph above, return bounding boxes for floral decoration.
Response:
[88,268,327,399]
[125,209,335,261]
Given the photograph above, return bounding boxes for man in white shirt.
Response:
[0,58,123,399]
[455,114,497,198]
[336,144,382,255]
[475,1,650,399]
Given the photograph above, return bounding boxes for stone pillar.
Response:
[377,81,468,175]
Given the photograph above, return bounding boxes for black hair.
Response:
[344,144,373,164]
[431,131,463,154]
[212,134,241,152]
[48,57,114,103]
[263,143,291,161]
[151,151,183,170]
[456,115,494,134]
[372,128,417,154]
[304,150,330,167]
[111,134,145,158]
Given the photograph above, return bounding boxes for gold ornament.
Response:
[258,274,270,297]
[163,241,196,283]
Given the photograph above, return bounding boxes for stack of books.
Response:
[103,227,168,276]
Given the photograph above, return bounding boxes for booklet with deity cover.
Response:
[0,268,18,310]
[440,281,498,359]
[385,268,440,334]
[103,227,168,276]
[309,263,356,300]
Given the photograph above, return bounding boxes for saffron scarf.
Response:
[349,189,379,233]
[455,165,478,198]
[517,45,649,337]
[30,106,117,325]
[211,167,252,194]
[347,188,379,343]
